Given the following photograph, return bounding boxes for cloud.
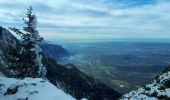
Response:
[0,0,170,41]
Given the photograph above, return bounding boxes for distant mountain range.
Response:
[40,42,70,60]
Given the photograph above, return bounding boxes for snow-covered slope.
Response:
[0,76,76,100]
[121,67,170,100]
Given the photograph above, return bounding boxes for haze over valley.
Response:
[56,40,170,93]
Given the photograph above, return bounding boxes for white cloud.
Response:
[0,0,170,40]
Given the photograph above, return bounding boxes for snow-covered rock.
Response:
[120,67,170,100]
[0,76,76,100]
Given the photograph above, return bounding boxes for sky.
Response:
[0,0,170,41]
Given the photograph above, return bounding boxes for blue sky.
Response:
[0,0,170,41]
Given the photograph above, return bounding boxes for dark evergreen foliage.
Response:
[9,6,46,78]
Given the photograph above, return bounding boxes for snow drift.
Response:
[0,76,76,100]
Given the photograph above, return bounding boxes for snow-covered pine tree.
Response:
[9,6,46,78]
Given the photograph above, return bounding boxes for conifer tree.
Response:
[9,6,46,78]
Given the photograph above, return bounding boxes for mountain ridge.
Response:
[0,26,121,100]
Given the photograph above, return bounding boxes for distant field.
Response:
[58,41,170,93]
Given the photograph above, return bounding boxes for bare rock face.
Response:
[121,66,170,100]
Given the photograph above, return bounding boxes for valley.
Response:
[57,41,170,93]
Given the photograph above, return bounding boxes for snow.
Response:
[30,43,46,77]
[166,89,170,97]
[31,15,37,30]
[0,76,76,100]
[33,44,47,77]
[159,72,170,83]
[121,89,157,100]
[26,11,46,78]
[81,98,88,100]
[121,71,170,100]
[18,11,47,78]
[30,14,39,40]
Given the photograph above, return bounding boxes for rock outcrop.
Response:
[121,66,170,100]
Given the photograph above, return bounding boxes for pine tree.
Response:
[9,6,46,78]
